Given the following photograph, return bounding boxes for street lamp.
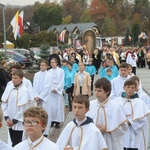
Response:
[0,3,6,53]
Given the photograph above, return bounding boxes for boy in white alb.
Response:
[110,62,129,99]
[33,60,51,136]
[86,78,128,150]
[1,70,34,147]
[10,64,33,91]
[48,58,64,128]
[115,79,150,150]
[130,76,150,150]
[13,106,61,150]
[57,94,107,150]
[130,75,150,108]
[0,108,12,150]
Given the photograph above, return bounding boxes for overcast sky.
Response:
[0,0,60,6]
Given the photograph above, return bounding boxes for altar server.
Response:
[57,94,108,150]
[1,70,34,147]
[33,60,51,136]
[115,79,150,150]
[13,107,61,150]
[110,62,129,99]
[48,58,64,129]
[86,78,128,150]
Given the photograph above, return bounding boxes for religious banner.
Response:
[82,29,96,57]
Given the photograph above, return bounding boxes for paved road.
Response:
[136,68,150,150]
[0,67,150,149]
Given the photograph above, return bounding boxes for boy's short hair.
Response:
[95,78,111,97]
[51,58,58,64]
[12,69,24,78]
[40,60,48,66]
[124,79,137,87]
[73,94,89,109]
[0,108,3,122]
[10,64,22,70]
[106,68,112,72]
[23,106,48,127]
[67,61,73,66]
[62,59,68,63]
[130,75,140,83]
[128,64,132,68]
[119,62,129,69]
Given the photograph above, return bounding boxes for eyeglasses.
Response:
[23,120,43,126]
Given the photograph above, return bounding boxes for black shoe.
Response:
[55,124,60,129]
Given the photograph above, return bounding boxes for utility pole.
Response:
[0,3,6,53]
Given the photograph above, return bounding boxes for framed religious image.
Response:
[82,29,96,57]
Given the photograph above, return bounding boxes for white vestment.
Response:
[57,118,107,150]
[0,140,12,150]
[86,99,128,150]
[13,137,61,150]
[22,77,33,91]
[6,77,33,91]
[48,67,64,122]
[115,96,150,150]
[110,75,129,99]
[137,89,150,149]
[126,52,138,67]
[33,70,51,135]
[137,89,150,109]
[1,83,35,130]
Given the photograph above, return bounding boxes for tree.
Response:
[105,0,125,6]
[63,0,88,23]
[39,43,50,60]
[16,33,30,49]
[101,15,117,36]
[80,9,92,23]
[30,31,57,47]
[131,23,140,46]
[89,0,110,25]
[130,13,141,45]
[62,15,72,24]
[134,0,149,6]
[33,3,63,30]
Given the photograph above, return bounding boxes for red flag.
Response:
[18,11,24,37]
[59,30,66,42]
[10,10,24,40]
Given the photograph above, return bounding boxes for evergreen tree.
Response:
[131,23,140,45]
[39,43,50,61]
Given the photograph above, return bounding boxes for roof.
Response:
[2,40,14,45]
[47,22,98,33]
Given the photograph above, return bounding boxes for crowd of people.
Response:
[0,44,150,150]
